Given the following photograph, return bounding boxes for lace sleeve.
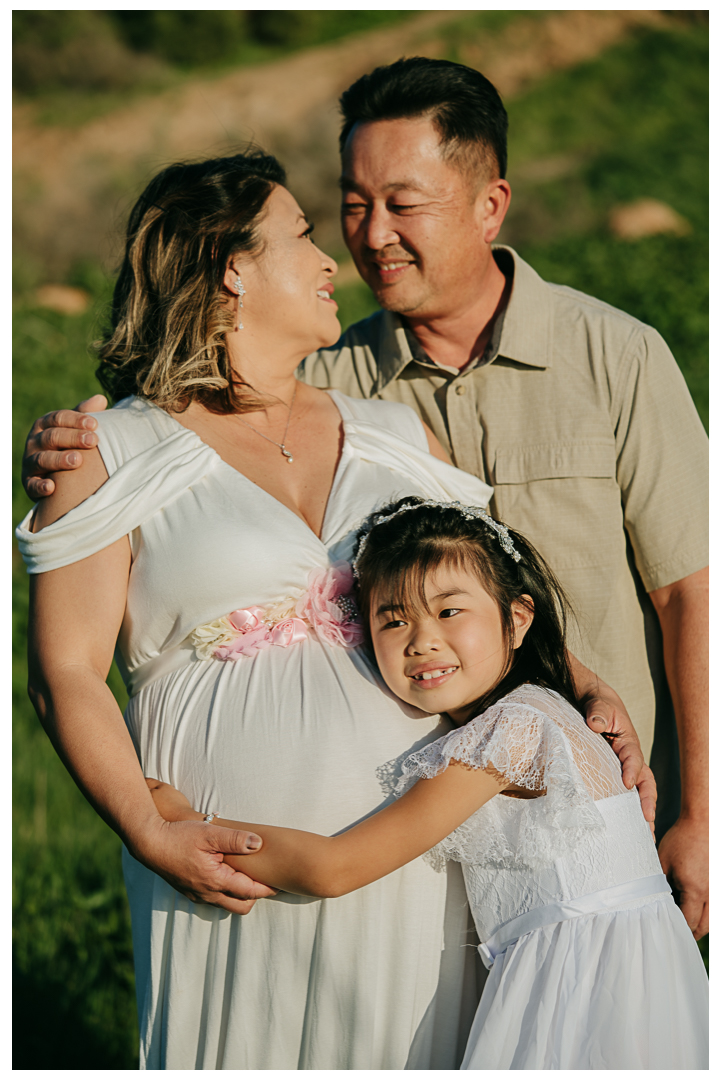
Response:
[396,699,552,794]
[394,692,605,871]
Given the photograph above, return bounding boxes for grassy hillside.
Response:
[13,13,707,1069]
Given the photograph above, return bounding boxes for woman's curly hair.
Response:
[96,150,286,414]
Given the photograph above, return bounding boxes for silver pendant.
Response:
[281,447,294,463]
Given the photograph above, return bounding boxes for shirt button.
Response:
[455,384,466,396]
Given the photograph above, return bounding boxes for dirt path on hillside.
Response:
[14,9,670,276]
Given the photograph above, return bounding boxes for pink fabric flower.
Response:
[213,608,308,659]
[205,562,362,662]
[228,606,265,632]
[269,618,308,648]
[295,561,364,648]
[215,625,272,659]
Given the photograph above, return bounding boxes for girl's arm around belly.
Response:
[148,763,505,897]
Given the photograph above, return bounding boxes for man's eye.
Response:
[341,202,365,214]
[439,608,461,619]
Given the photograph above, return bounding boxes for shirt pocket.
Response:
[494,441,616,484]
[491,441,623,572]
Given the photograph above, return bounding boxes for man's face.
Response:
[340,116,496,319]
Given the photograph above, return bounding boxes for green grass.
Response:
[13,280,137,1068]
[13,17,707,1070]
[502,24,708,429]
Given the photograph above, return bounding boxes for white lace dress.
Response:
[395,684,708,1070]
[17,391,494,1071]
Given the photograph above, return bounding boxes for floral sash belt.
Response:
[191,561,363,660]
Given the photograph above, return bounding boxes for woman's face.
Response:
[233,185,341,357]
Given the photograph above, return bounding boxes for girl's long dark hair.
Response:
[353,497,581,717]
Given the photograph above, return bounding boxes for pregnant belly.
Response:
[126,635,449,834]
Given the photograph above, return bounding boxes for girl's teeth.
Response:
[415,668,455,680]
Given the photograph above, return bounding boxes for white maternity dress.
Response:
[396,683,709,1070]
[17,391,494,1070]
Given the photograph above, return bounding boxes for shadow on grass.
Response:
[13,960,138,1069]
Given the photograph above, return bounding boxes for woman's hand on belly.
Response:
[144,778,275,912]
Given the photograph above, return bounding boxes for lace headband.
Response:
[352,500,522,580]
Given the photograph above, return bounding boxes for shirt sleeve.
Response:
[614,327,708,592]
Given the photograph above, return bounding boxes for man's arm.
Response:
[649,566,708,940]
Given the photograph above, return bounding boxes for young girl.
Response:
[149,497,708,1069]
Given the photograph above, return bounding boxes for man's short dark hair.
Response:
[339,57,508,181]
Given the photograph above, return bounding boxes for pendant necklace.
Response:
[235,384,297,463]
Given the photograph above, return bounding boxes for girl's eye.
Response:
[380,618,407,630]
[301,223,316,242]
[439,608,461,619]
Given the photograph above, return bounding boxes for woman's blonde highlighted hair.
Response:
[96,150,286,414]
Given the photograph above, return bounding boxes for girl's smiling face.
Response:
[370,562,533,723]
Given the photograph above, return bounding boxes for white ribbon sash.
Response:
[478,873,672,969]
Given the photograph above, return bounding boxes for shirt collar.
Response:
[373,246,554,394]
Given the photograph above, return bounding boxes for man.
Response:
[303,59,709,939]
[23,59,707,943]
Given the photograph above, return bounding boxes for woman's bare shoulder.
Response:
[33,447,110,532]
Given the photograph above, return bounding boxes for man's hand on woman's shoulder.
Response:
[22,394,108,500]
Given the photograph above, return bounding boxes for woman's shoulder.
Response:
[92,396,179,474]
[17,397,219,575]
[326,390,428,451]
[32,445,110,533]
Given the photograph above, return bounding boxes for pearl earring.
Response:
[234,276,245,331]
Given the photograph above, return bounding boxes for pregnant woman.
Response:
[17,151,649,1070]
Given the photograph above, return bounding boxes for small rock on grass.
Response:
[35,284,90,315]
[608,199,691,240]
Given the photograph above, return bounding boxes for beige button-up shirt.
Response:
[300,247,708,757]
